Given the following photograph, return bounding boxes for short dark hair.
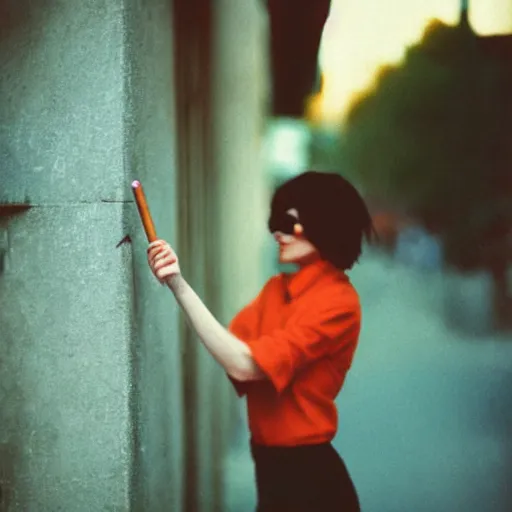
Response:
[269,170,375,270]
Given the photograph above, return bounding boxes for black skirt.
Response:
[251,440,360,512]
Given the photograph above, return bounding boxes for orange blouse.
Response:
[229,259,361,446]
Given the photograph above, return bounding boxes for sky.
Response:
[312,0,512,125]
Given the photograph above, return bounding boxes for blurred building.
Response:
[460,1,512,332]
[267,0,330,118]
[0,0,332,508]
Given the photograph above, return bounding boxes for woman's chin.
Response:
[279,255,298,265]
[280,252,321,267]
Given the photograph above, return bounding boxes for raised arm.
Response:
[147,239,266,382]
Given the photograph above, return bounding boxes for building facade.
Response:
[0,0,270,510]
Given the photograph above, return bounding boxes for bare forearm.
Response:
[165,274,264,381]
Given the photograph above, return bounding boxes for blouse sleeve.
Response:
[227,281,270,396]
[245,298,360,394]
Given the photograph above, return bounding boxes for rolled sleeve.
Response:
[226,283,271,397]
[228,308,255,397]
[245,303,359,394]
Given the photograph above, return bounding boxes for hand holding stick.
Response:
[132,180,181,285]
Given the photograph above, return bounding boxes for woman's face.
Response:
[273,208,319,267]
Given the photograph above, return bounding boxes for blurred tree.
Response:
[343,20,512,329]
[309,127,345,173]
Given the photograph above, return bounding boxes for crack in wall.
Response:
[0,201,134,208]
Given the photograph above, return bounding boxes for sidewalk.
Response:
[223,253,512,511]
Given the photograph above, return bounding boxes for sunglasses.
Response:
[268,210,299,235]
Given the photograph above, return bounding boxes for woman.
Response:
[147,170,374,511]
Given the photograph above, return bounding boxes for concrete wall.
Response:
[0,1,131,509]
[170,2,217,510]
[123,0,184,510]
[0,0,183,510]
[171,1,271,510]
[0,206,133,511]
[0,0,270,510]
[213,0,271,319]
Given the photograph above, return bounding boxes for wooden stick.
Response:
[131,180,157,242]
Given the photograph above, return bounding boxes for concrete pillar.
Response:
[211,1,271,504]
[171,1,271,510]
[0,0,183,510]
[212,0,270,331]
[171,1,218,510]
[124,0,184,510]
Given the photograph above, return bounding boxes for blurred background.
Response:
[0,0,511,511]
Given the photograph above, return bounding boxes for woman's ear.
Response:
[293,223,304,236]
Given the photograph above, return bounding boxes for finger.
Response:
[156,269,166,280]
[152,249,172,266]
[154,246,170,258]
[154,254,177,271]
[148,242,166,253]
[151,251,171,265]
[148,246,166,259]
[156,262,178,279]
[149,250,163,265]
[156,267,175,280]
[150,242,173,256]
[147,247,162,259]
[155,253,177,270]
[147,240,166,252]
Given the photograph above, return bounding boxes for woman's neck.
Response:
[296,252,322,269]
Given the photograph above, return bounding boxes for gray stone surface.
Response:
[0,0,184,510]
[123,0,184,509]
[223,253,512,512]
[0,0,126,205]
[0,205,132,510]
